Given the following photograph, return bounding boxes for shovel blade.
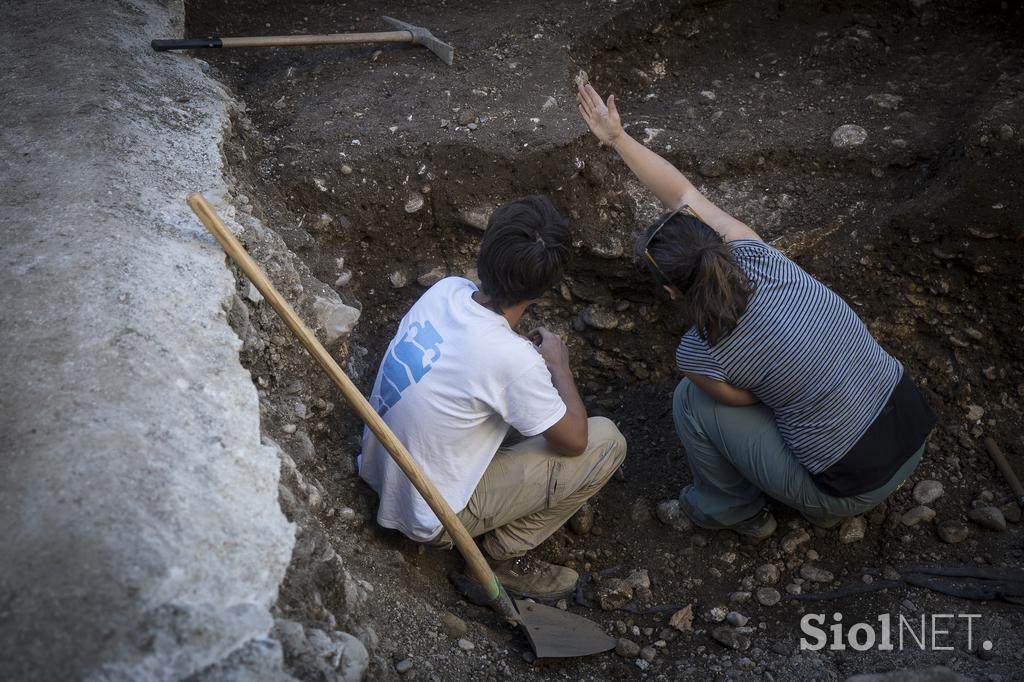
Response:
[515,599,616,659]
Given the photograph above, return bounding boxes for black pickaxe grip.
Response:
[151,38,223,51]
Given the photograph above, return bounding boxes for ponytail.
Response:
[638,212,752,346]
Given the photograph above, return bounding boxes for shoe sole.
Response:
[679,487,777,539]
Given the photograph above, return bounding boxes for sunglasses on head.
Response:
[643,204,705,284]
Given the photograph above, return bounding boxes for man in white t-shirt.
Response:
[358,196,627,600]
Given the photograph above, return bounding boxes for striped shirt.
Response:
[675,239,903,474]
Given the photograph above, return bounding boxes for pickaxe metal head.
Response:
[382,16,454,65]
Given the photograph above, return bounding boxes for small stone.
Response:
[340,164,353,175]
[780,528,810,554]
[839,516,867,544]
[625,569,651,591]
[900,505,936,526]
[416,267,446,288]
[598,579,634,610]
[656,499,693,532]
[457,109,478,126]
[244,281,263,304]
[936,520,969,544]
[965,404,985,421]
[556,599,567,610]
[282,423,297,435]
[615,638,640,658]
[457,206,492,231]
[913,480,944,506]
[968,507,1007,532]
[1001,502,1022,524]
[785,582,802,595]
[730,591,752,604]
[756,587,781,606]
[580,305,620,330]
[389,270,408,288]
[639,646,657,662]
[456,638,474,651]
[334,270,353,288]
[569,503,594,535]
[754,563,780,585]
[998,123,1015,140]
[799,564,834,583]
[312,296,361,345]
[831,124,868,147]
[441,613,467,639]
[669,604,694,632]
[395,659,414,674]
[726,611,749,627]
[541,95,557,111]
[404,193,425,213]
[574,70,590,89]
[711,626,750,651]
[708,605,729,622]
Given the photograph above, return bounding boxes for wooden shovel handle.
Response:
[219,31,413,48]
[152,31,412,51]
[186,193,503,602]
[984,437,1024,506]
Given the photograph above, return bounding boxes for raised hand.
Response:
[576,83,623,146]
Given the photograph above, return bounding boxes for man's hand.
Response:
[577,84,623,147]
[529,326,570,371]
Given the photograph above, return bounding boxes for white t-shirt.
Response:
[357,277,567,541]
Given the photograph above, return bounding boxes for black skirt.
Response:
[811,371,937,498]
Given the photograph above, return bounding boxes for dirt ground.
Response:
[186,0,1023,679]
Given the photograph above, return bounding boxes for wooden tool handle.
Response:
[186,193,503,602]
[219,31,412,48]
[984,436,1024,506]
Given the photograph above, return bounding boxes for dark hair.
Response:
[477,196,570,309]
[638,211,752,346]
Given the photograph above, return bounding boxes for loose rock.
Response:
[598,579,634,610]
[913,480,944,506]
[726,611,749,627]
[780,528,811,554]
[711,625,751,651]
[799,564,835,583]
[404,192,425,213]
[569,502,594,535]
[968,506,1007,532]
[936,520,969,544]
[669,604,694,632]
[756,587,781,606]
[755,563,780,585]
[312,296,361,345]
[441,613,467,639]
[457,638,474,651]
[839,515,867,544]
[615,638,640,658]
[831,124,868,147]
[900,505,936,527]
[580,305,620,330]
[655,498,693,532]
[457,206,492,231]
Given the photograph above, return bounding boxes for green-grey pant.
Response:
[673,378,923,527]
[431,416,627,560]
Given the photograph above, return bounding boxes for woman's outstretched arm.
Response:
[577,84,761,243]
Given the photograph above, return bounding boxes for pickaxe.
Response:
[152,16,453,65]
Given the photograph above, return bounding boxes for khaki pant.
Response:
[431,416,627,561]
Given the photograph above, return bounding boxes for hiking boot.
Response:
[490,555,579,600]
[679,485,778,539]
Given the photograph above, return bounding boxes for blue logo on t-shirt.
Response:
[377,320,444,415]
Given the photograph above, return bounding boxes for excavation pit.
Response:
[188,1,1023,678]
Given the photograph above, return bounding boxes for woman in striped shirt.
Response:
[578,84,936,538]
